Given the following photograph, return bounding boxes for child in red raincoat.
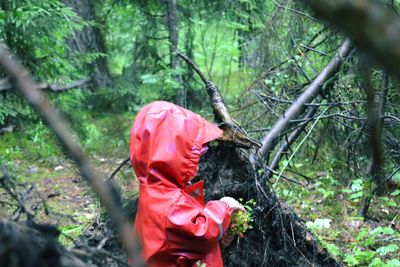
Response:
[130,101,244,267]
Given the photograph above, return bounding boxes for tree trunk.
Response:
[182,4,195,86]
[358,69,388,217]
[165,0,185,106]
[63,0,111,89]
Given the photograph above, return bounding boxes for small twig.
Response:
[262,165,306,186]
[272,0,323,23]
[299,44,328,56]
[273,106,330,187]
[108,157,131,181]
[285,168,311,182]
[372,166,400,195]
[0,166,34,221]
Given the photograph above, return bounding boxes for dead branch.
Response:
[0,166,34,221]
[0,77,91,92]
[268,105,319,178]
[372,165,400,195]
[177,51,260,148]
[108,157,131,181]
[271,0,323,23]
[255,39,352,163]
[0,44,144,266]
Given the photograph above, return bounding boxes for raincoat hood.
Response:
[130,101,223,187]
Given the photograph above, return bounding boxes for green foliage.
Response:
[0,1,399,266]
[228,199,255,238]
[1,0,86,80]
[0,94,34,125]
[0,0,90,125]
[0,120,61,161]
[195,260,207,267]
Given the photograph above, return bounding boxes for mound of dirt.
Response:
[198,144,341,267]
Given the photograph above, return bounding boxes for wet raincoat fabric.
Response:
[130,101,233,267]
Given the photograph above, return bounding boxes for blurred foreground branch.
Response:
[0,44,144,266]
[304,0,400,78]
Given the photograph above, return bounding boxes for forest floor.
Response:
[0,155,138,246]
[1,154,399,266]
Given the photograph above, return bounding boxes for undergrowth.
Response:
[274,160,400,267]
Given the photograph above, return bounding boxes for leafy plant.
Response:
[195,260,207,267]
[228,199,255,238]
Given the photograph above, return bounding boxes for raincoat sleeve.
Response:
[165,198,233,258]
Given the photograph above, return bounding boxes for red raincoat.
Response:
[130,101,233,267]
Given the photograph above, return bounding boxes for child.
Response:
[130,101,244,266]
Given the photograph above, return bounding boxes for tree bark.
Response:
[165,0,185,106]
[358,69,388,217]
[63,0,111,89]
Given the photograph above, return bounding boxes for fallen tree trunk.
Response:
[255,39,352,163]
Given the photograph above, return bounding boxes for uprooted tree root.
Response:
[198,144,341,267]
[0,217,134,267]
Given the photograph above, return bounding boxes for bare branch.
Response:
[177,51,260,148]
[108,157,131,181]
[268,105,319,177]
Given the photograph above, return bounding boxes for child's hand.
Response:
[219,197,245,212]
